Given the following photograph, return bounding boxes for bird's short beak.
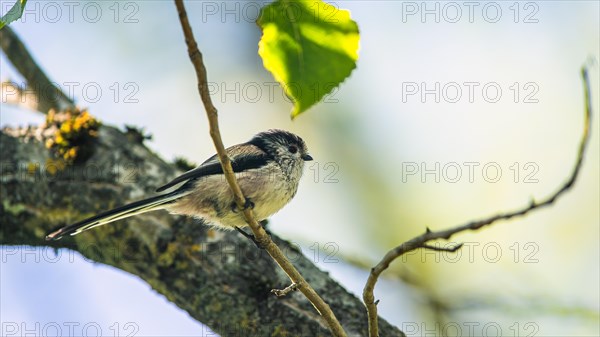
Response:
[302,154,313,161]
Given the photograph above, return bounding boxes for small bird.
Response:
[46,129,313,240]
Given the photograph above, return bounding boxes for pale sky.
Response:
[1,1,599,336]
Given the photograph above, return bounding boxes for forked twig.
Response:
[363,67,594,337]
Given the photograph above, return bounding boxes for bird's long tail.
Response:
[45,191,187,241]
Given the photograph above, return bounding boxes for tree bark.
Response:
[0,123,404,337]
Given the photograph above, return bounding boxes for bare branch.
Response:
[1,123,404,336]
[363,66,594,337]
[173,1,347,336]
[272,282,300,297]
[421,243,464,252]
[0,26,74,113]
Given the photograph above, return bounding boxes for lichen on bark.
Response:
[1,123,404,337]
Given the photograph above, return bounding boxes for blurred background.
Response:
[1,1,599,336]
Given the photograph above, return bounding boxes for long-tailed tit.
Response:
[46,129,313,240]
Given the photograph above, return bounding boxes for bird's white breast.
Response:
[166,161,302,228]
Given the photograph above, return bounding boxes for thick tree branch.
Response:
[0,122,404,337]
[0,26,74,113]
[0,9,403,337]
[363,67,594,337]
[173,1,347,336]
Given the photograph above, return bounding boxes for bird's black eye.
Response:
[288,145,298,154]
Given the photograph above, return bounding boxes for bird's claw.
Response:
[244,198,255,210]
[231,197,255,213]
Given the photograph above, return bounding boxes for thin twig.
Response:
[363,67,594,337]
[421,243,464,252]
[173,1,347,336]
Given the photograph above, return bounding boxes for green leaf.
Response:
[0,0,28,30]
[257,0,359,118]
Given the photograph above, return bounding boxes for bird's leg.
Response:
[232,199,271,248]
[235,226,268,249]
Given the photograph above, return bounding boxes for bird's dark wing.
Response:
[155,144,272,192]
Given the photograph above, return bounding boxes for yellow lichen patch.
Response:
[26,162,38,176]
[2,199,27,216]
[45,108,101,165]
[271,325,291,337]
[45,158,65,175]
[157,242,179,267]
